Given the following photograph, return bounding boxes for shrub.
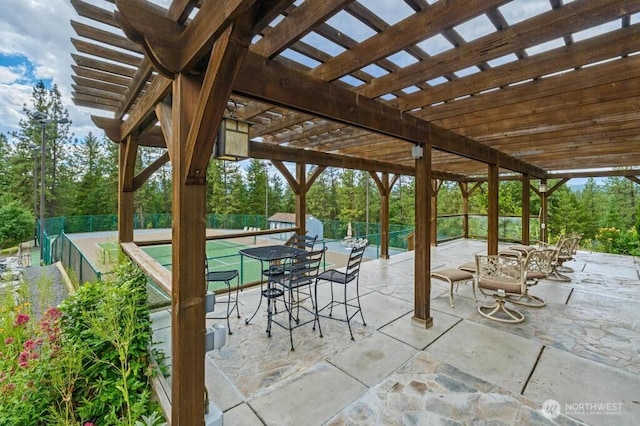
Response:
[59,257,156,425]
[0,256,163,425]
[0,202,33,249]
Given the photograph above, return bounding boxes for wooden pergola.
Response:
[69,0,640,423]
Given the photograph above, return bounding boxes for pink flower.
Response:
[19,361,29,368]
[45,307,62,320]
[4,337,14,345]
[84,422,95,426]
[23,339,36,350]
[15,313,30,326]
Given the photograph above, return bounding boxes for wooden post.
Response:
[459,182,469,239]
[371,172,394,259]
[430,179,438,246]
[296,162,307,236]
[522,174,530,245]
[488,164,499,255]
[170,73,207,425]
[413,143,433,328]
[118,139,135,243]
[541,179,548,243]
[379,173,390,258]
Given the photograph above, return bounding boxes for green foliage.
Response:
[0,202,34,248]
[0,256,163,425]
[595,226,640,255]
[58,257,159,425]
[135,411,167,426]
[71,132,117,216]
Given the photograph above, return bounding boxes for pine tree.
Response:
[71,133,114,215]
[9,81,72,218]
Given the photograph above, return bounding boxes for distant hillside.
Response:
[568,183,585,193]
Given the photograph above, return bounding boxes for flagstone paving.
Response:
[151,239,640,425]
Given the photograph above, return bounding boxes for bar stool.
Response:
[205,261,240,335]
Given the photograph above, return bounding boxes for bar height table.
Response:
[240,245,307,326]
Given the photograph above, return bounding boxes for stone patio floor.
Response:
[151,239,640,425]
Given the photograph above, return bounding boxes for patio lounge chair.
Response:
[316,242,368,340]
[475,253,527,323]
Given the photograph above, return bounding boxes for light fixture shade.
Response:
[214,117,249,161]
[411,145,424,159]
[539,183,547,193]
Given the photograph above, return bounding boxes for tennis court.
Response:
[141,239,267,292]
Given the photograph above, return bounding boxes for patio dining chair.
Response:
[556,233,582,273]
[263,234,319,311]
[286,233,318,251]
[475,253,527,323]
[316,241,369,340]
[546,236,576,281]
[268,248,326,351]
[205,259,240,335]
[506,248,555,308]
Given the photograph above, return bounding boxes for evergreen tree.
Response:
[244,159,268,215]
[576,178,603,240]
[9,81,72,218]
[604,177,637,230]
[307,167,331,219]
[437,181,463,215]
[336,169,362,223]
[268,171,286,215]
[71,133,114,215]
[389,176,414,225]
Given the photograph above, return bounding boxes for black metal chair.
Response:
[316,241,368,340]
[205,259,240,335]
[268,248,326,351]
[263,234,319,310]
[286,233,317,251]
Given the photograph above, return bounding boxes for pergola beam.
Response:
[235,52,545,178]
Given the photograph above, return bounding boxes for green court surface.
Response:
[131,239,332,295]
[141,240,265,292]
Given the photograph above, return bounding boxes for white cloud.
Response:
[0,0,96,139]
[0,82,33,135]
[0,66,22,84]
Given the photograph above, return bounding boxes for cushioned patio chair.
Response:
[475,253,527,323]
[547,236,576,281]
[506,248,555,307]
[556,233,581,273]
[316,242,368,340]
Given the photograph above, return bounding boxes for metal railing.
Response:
[51,231,102,285]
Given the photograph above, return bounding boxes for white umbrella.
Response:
[347,222,353,238]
